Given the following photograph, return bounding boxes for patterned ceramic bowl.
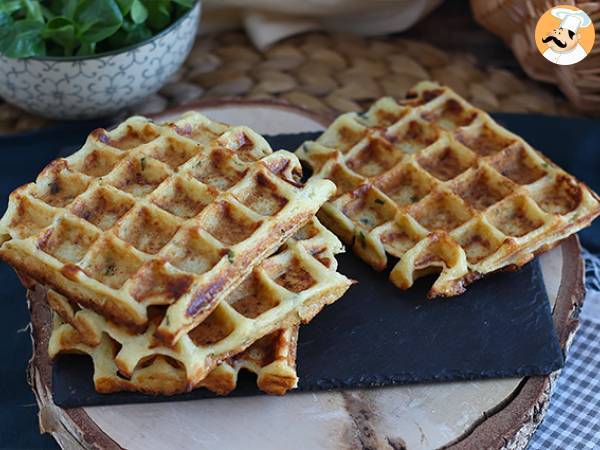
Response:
[0,1,201,120]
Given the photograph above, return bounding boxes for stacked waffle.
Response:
[0,112,352,395]
[297,81,600,298]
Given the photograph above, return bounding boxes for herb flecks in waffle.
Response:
[47,218,350,394]
[0,112,338,345]
[297,81,600,298]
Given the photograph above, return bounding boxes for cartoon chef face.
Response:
[542,27,581,53]
[537,7,593,65]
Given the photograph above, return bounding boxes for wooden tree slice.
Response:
[27,102,585,450]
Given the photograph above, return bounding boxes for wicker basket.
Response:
[471,0,600,112]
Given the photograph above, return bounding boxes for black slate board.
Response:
[53,255,562,407]
[51,131,564,408]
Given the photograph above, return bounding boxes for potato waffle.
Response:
[44,289,299,395]
[49,313,299,396]
[297,81,600,297]
[0,112,336,344]
[47,218,351,392]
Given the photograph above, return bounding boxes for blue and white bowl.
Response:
[0,1,201,120]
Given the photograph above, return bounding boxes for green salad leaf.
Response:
[130,0,148,24]
[0,0,194,58]
[42,17,77,55]
[144,0,172,31]
[116,0,134,15]
[0,19,45,57]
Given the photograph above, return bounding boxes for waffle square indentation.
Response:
[488,196,546,237]
[410,192,472,232]
[531,175,583,215]
[115,206,180,255]
[69,185,135,230]
[346,136,404,177]
[491,145,548,185]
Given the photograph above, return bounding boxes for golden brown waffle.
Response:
[297,81,600,298]
[45,288,298,395]
[49,312,299,396]
[0,112,336,344]
[47,218,351,393]
[198,325,299,396]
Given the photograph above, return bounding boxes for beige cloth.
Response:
[202,0,443,49]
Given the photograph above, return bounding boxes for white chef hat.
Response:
[551,7,592,33]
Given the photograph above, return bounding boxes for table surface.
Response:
[0,108,599,449]
[14,264,598,449]
[529,251,600,450]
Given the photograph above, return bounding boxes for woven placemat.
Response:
[0,31,578,134]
